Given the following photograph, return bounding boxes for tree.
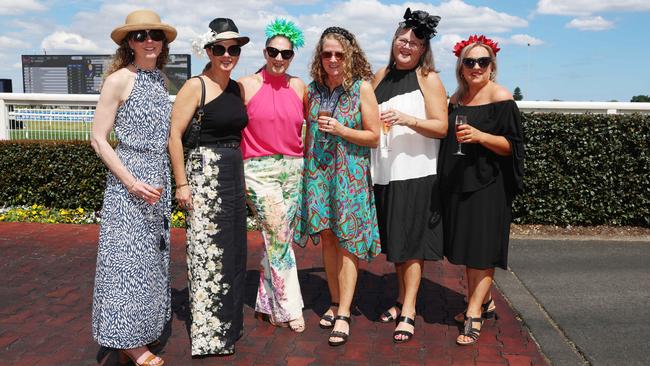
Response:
[513,87,523,101]
[630,95,650,102]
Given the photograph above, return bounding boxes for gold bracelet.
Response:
[128,180,137,191]
[177,183,189,188]
[413,117,418,127]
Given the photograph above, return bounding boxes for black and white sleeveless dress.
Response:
[92,68,172,349]
[371,67,443,263]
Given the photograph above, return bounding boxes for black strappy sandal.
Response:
[454,298,498,323]
[392,315,415,344]
[456,316,483,346]
[379,302,403,323]
[319,302,339,329]
[328,315,351,347]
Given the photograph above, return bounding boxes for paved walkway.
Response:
[0,223,547,365]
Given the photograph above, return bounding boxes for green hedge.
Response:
[513,112,649,226]
[1,112,649,227]
[0,140,107,209]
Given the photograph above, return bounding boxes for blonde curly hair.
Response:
[105,37,170,77]
[309,27,372,91]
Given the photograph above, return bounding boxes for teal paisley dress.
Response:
[293,80,381,261]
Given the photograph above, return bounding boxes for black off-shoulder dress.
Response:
[438,100,524,270]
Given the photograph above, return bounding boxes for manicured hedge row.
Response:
[1,112,648,227]
[0,140,107,210]
[512,112,649,226]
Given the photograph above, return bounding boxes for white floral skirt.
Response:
[185,145,247,356]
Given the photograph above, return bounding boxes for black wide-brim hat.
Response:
[204,18,250,47]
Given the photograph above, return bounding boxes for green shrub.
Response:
[1,111,649,228]
[0,140,107,209]
[513,112,649,226]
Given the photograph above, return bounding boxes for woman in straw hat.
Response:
[90,9,176,366]
[168,17,249,356]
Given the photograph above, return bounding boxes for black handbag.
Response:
[181,76,206,155]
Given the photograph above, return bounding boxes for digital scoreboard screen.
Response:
[22,54,191,95]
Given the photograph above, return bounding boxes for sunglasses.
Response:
[210,44,242,57]
[321,51,344,60]
[266,46,294,60]
[129,30,166,43]
[462,57,492,69]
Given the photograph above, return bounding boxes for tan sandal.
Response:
[288,316,305,333]
[119,350,164,366]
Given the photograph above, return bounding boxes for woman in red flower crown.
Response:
[438,34,524,346]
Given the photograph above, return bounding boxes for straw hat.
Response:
[110,9,177,44]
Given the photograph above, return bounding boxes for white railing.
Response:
[1,93,650,141]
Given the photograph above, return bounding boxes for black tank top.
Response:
[199,79,248,145]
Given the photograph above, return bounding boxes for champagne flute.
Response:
[453,115,468,156]
[380,103,392,151]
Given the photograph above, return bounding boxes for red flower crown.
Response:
[453,35,500,57]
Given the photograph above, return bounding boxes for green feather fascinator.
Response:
[265,18,304,49]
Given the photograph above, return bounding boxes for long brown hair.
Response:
[454,42,497,101]
[387,25,437,77]
[309,31,372,91]
[105,36,170,77]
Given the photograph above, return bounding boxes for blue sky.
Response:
[1,0,648,101]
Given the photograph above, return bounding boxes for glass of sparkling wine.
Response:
[318,105,332,143]
[146,171,164,222]
[453,115,468,156]
[380,103,391,151]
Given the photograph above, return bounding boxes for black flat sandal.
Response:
[454,298,497,323]
[392,315,415,344]
[379,302,403,323]
[319,302,339,329]
[456,316,483,346]
[328,315,351,347]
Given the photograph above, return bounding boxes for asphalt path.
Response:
[495,238,650,366]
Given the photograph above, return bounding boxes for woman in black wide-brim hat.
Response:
[91,9,176,366]
[168,17,249,356]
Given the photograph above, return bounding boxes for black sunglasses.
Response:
[210,44,242,57]
[321,51,344,60]
[462,57,492,69]
[129,30,166,43]
[266,46,294,60]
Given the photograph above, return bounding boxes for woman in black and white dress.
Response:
[371,8,447,343]
[91,10,176,366]
[168,18,249,356]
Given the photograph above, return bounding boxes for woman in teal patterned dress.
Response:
[293,26,381,346]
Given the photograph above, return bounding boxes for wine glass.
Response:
[453,115,468,156]
[317,103,332,143]
[145,170,164,222]
[380,103,392,151]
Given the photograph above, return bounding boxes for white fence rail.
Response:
[1,93,650,141]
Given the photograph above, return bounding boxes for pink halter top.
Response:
[241,68,304,159]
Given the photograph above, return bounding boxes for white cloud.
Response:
[0,0,534,85]
[566,16,614,31]
[0,36,29,49]
[509,34,544,46]
[41,31,104,53]
[537,0,650,16]
[0,0,46,15]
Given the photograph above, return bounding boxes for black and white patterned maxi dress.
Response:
[92,68,172,349]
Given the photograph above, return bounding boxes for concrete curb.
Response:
[494,267,589,366]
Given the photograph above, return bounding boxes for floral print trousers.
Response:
[244,155,304,322]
